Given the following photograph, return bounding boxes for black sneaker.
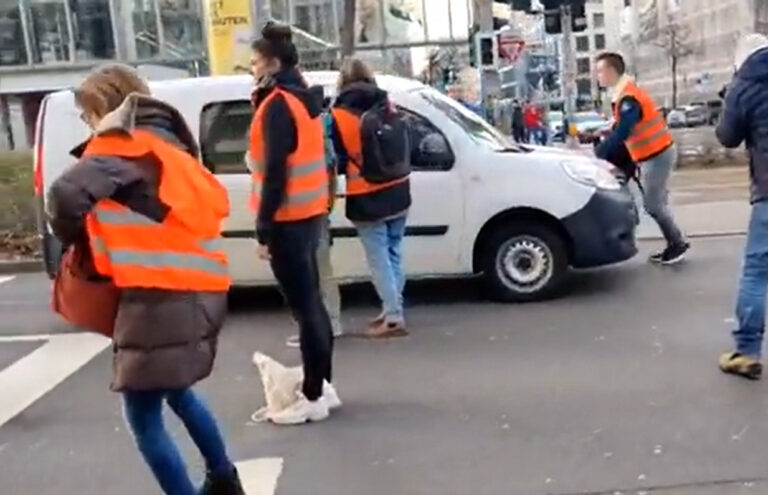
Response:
[648,249,666,264]
[661,242,690,265]
[200,467,245,495]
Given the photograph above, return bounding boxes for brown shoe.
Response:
[368,313,385,328]
[367,321,408,339]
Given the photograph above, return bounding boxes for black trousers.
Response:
[268,215,334,401]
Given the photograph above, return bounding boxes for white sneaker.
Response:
[270,393,329,425]
[323,381,342,410]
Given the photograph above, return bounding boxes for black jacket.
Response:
[251,68,325,243]
[332,82,411,222]
[716,47,768,203]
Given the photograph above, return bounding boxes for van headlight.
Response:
[561,160,621,190]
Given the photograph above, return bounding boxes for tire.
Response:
[480,222,568,302]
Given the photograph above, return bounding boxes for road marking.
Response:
[0,332,110,428]
[0,276,15,285]
[236,457,284,495]
[0,334,52,343]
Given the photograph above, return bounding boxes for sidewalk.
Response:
[637,167,750,240]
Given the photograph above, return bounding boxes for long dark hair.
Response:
[251,22,299,68]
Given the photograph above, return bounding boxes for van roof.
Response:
[147,72,426,94]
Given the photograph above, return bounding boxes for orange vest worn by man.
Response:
[248,88,329,224]
[83,129,230,291]
[612,79,674,162]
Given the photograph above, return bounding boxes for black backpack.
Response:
[357,102,411,184]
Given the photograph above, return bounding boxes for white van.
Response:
[34,72,638,301]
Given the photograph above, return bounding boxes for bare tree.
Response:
[653,22,694,108]
[341,0,357,56]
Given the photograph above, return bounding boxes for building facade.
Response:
[625,0,767,107]
[569,0,612,108]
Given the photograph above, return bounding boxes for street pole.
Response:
[561,3,575,119]
[473,0,497,118]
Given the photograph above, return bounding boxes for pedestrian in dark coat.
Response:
[716,34,768,380]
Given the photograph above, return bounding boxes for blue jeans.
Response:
[123,388,233,495]
[733,201,768,358]
[355,215,407,324]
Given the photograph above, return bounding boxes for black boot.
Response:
[199,467,245,495]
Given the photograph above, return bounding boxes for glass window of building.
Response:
[28,0,71,63]
[595,33,605,50]
[577,57,591,75]
[133,0,160,58]
[576,78,592,97]
[0,1,27,65]
[69,0,116,60]
[593,13,605,28]
[159,0,205,59]
[576,36,589,52]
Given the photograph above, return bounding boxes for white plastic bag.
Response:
[250,352,304,423]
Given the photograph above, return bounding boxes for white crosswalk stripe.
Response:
[0,332,110,428]
[0,276,16,285]
[236,457,284,495]
[0,332,285,493]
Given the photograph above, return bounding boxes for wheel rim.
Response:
[495,235,554,294]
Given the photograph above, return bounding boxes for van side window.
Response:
[397,107,454,171]
[200,101,252,174]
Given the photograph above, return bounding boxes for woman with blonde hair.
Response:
[48,64,243,494]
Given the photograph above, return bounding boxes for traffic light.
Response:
[570,0,587,32]
[510,0,532,12]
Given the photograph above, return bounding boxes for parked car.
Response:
[572,111,611,144]
[547,110,564,143]
[34,73,638,302]
[690,100,723,125]
[683,105,709,127]
[667,108,688,128]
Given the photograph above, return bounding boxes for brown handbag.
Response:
[51,244,120,338]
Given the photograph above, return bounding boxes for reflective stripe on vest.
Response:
[248,89,329,222]
[82,129,231,291]
[330,107,407,197]
[615,81,673,162]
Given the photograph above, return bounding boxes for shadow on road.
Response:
[228,263,642,314]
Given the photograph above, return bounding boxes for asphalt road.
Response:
[2,237,768,495]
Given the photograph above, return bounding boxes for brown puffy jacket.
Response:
[48,95,227,392]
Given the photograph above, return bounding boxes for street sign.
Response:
[497,28,526,67]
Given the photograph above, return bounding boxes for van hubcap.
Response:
[497,236,553,293]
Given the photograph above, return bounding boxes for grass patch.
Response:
[0,151,39,258]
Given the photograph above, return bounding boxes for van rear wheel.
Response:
[481,222,568,302]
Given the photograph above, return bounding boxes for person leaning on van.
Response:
[247,22,340,425]
[47,64,244,495]
[330,58,412,338]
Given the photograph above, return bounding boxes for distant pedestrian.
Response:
[715,33,768,380]
[248,22,340,424]
[523,100,539,143]
[512,99,525,143]
[595,52,689,265]
[49,64,243,495]
[331,58,412,338]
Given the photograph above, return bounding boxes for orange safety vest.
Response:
[248,89,329,222]
[614,81,674,162]
[330,107,408,197]
[82,129,230,291]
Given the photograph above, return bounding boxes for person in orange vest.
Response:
[595,52,689,265]
[330,58,412,338]
[47,65,243,495]
[248,22,339,424]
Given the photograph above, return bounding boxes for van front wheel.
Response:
[481,222,568,302]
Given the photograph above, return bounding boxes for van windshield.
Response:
[417,89,520,152]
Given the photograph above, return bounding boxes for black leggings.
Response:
[268,215,334,401]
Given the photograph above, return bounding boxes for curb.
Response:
[637,231,747,242]
[0,259,44,275]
